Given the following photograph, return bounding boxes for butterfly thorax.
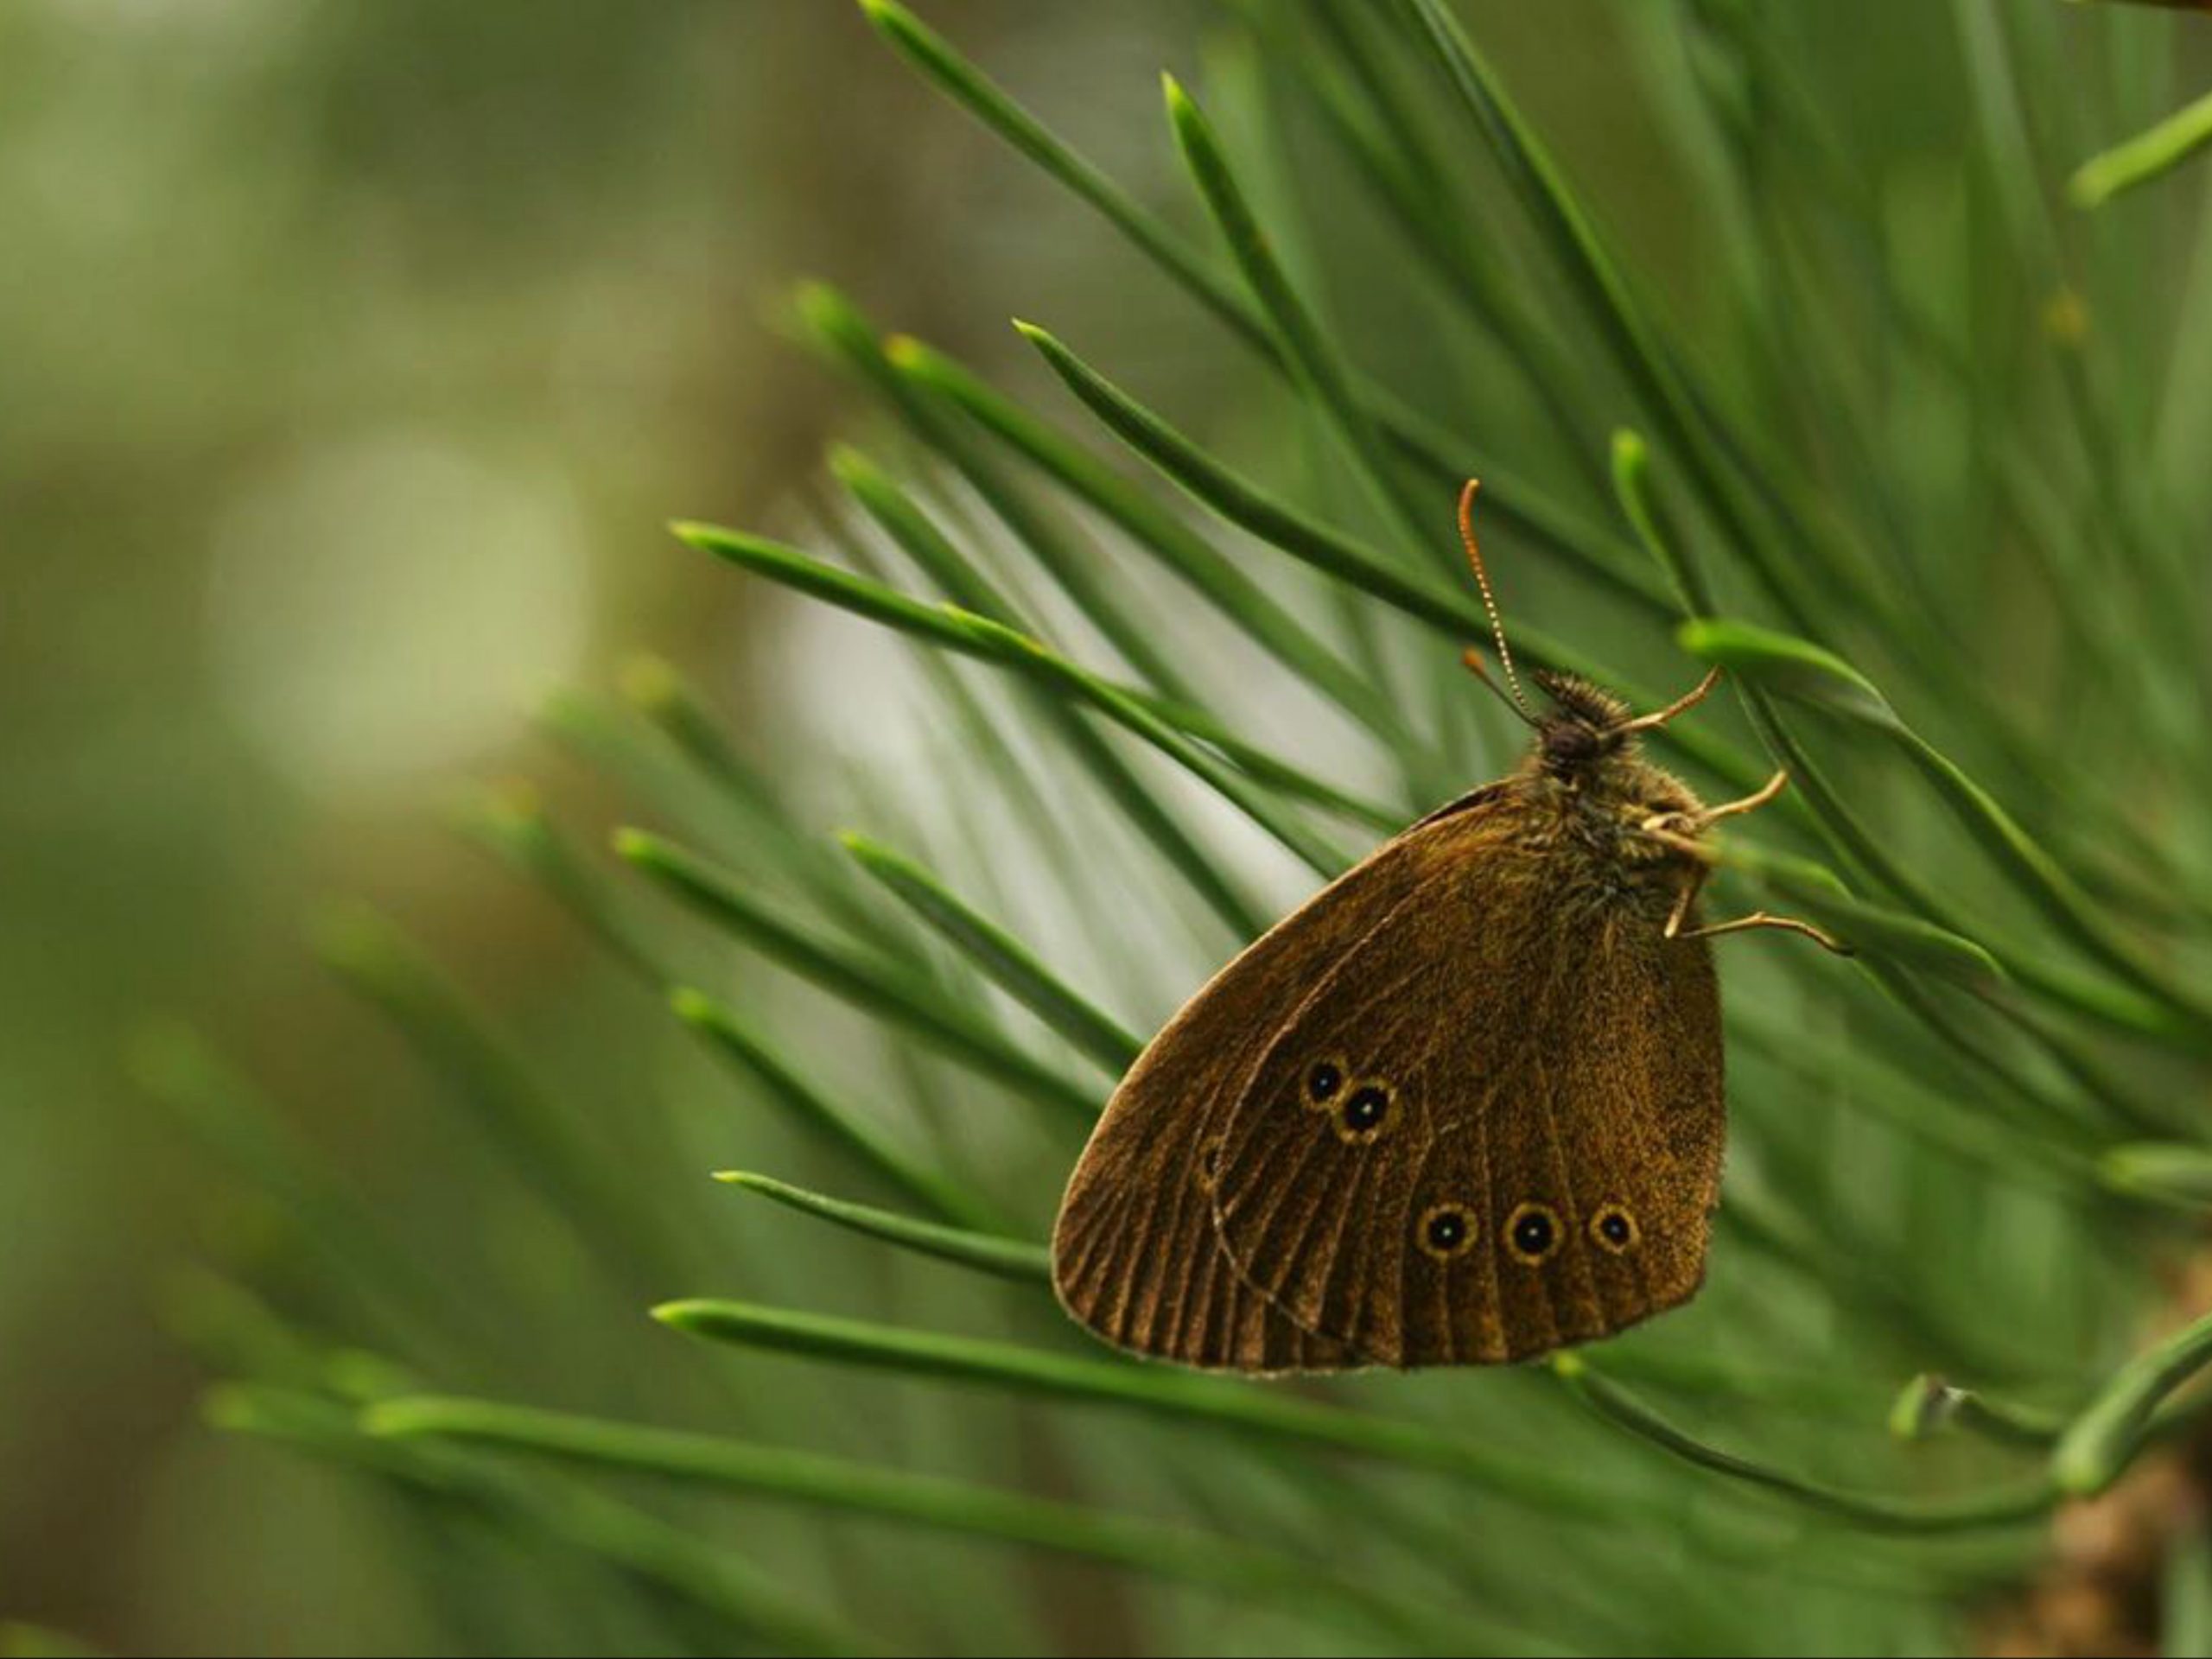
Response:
[1512,720,1707,918]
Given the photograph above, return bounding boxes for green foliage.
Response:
[2073,82,2212,205]
[147,2,2212,1653]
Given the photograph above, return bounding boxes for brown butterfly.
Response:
[1052,481,1847,1373]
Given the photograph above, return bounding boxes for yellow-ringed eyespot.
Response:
[1334,1082,1394,1142]
[1504,1202,1562,1265]
[1304,1059,1346,1109]
[1589,1203,1640,1255]
[1417,1203,1477,1262]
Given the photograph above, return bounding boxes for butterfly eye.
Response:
[1417,1203,1476,1262]
[1335,1084,1393,1142]
[1589,1204,1639,1254]
[1305,1061,1345,1107]
[1504,1203,1561,1265]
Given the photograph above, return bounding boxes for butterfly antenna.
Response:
[1457,480,1536,726]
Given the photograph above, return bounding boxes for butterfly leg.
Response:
[1662,865,1710,939]
[1656,784,1853,955]
[1695,769,1788,827]
[1637,773,1786,855]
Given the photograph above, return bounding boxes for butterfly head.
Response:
[1531,671,1636,779]
[1453,480,1712,801]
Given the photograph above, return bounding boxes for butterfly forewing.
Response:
[1050,791,1503,1370]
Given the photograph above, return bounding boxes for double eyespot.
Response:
[1304,1060,1395,1144]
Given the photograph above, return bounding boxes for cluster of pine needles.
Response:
[90,2,2212,1654]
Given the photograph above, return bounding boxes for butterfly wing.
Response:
[1051,787,1505,1371]
[1207,808,1724,1366]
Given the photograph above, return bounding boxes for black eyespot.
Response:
[1342,1086,1389,1133]
[1418,1203,1475,1261]
[1590,1204,1639,1254]
[1306,1061,1344,1105]
[1505,1203,1560,1264]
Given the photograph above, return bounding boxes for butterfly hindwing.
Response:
[1540,906,1725,1334]
[1050,788,1503,1371]
[1205,791,1726,1366]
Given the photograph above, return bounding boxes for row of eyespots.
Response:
[1303,1059,1391,1144]
[1295,1065,1642,1262]
[1418,1200,1642,1264]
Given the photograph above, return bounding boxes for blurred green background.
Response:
[0,3,1215,1645]
[8,2,2212,1654]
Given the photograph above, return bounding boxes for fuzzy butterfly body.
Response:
[1052,483,1849,1372]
